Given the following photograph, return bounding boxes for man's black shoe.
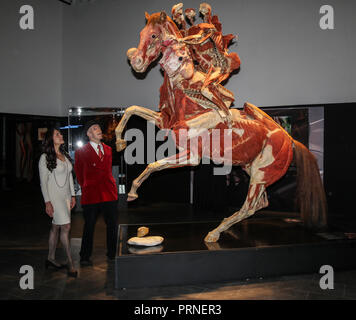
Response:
[80,259,93,267]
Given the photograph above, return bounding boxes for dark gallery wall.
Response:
[0,113,65,189]
[324,103,356,216]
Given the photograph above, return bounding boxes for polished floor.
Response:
[1,182,356,300]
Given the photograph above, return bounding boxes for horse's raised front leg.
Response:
[204,183,268,242]
[127,149,200,201]
[125,110,223,201]
[115,105,162,152]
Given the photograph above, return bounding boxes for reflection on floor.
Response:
[1,182,356,300]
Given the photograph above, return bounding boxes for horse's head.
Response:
[159,38,194,80]
[127,11,181,73]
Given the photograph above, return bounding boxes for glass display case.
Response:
[66,107,127,208]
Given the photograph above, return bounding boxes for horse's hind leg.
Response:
[204,183,268,242]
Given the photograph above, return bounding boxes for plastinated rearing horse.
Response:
[115,5,327,242]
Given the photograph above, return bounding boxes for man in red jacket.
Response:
[75,119,118,266]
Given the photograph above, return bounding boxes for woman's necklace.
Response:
[56,151,65,161]
[53,156,68,188]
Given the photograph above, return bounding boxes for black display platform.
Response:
[115,217,356,288]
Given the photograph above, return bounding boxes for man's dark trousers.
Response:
[80,200,118,260]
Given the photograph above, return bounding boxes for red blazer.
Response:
[74,142,118,205]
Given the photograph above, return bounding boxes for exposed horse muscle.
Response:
[115,6,327,242]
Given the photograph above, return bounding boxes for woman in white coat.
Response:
[39,127,77,277]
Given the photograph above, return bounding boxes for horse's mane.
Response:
[146,12,182,38]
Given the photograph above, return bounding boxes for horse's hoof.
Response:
[204,231,220,243]
[127,193,138,202]
[116,139,127,152]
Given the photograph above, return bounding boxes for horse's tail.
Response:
[293,139,328,229]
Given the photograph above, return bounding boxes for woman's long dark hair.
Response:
[42,127,72,172]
